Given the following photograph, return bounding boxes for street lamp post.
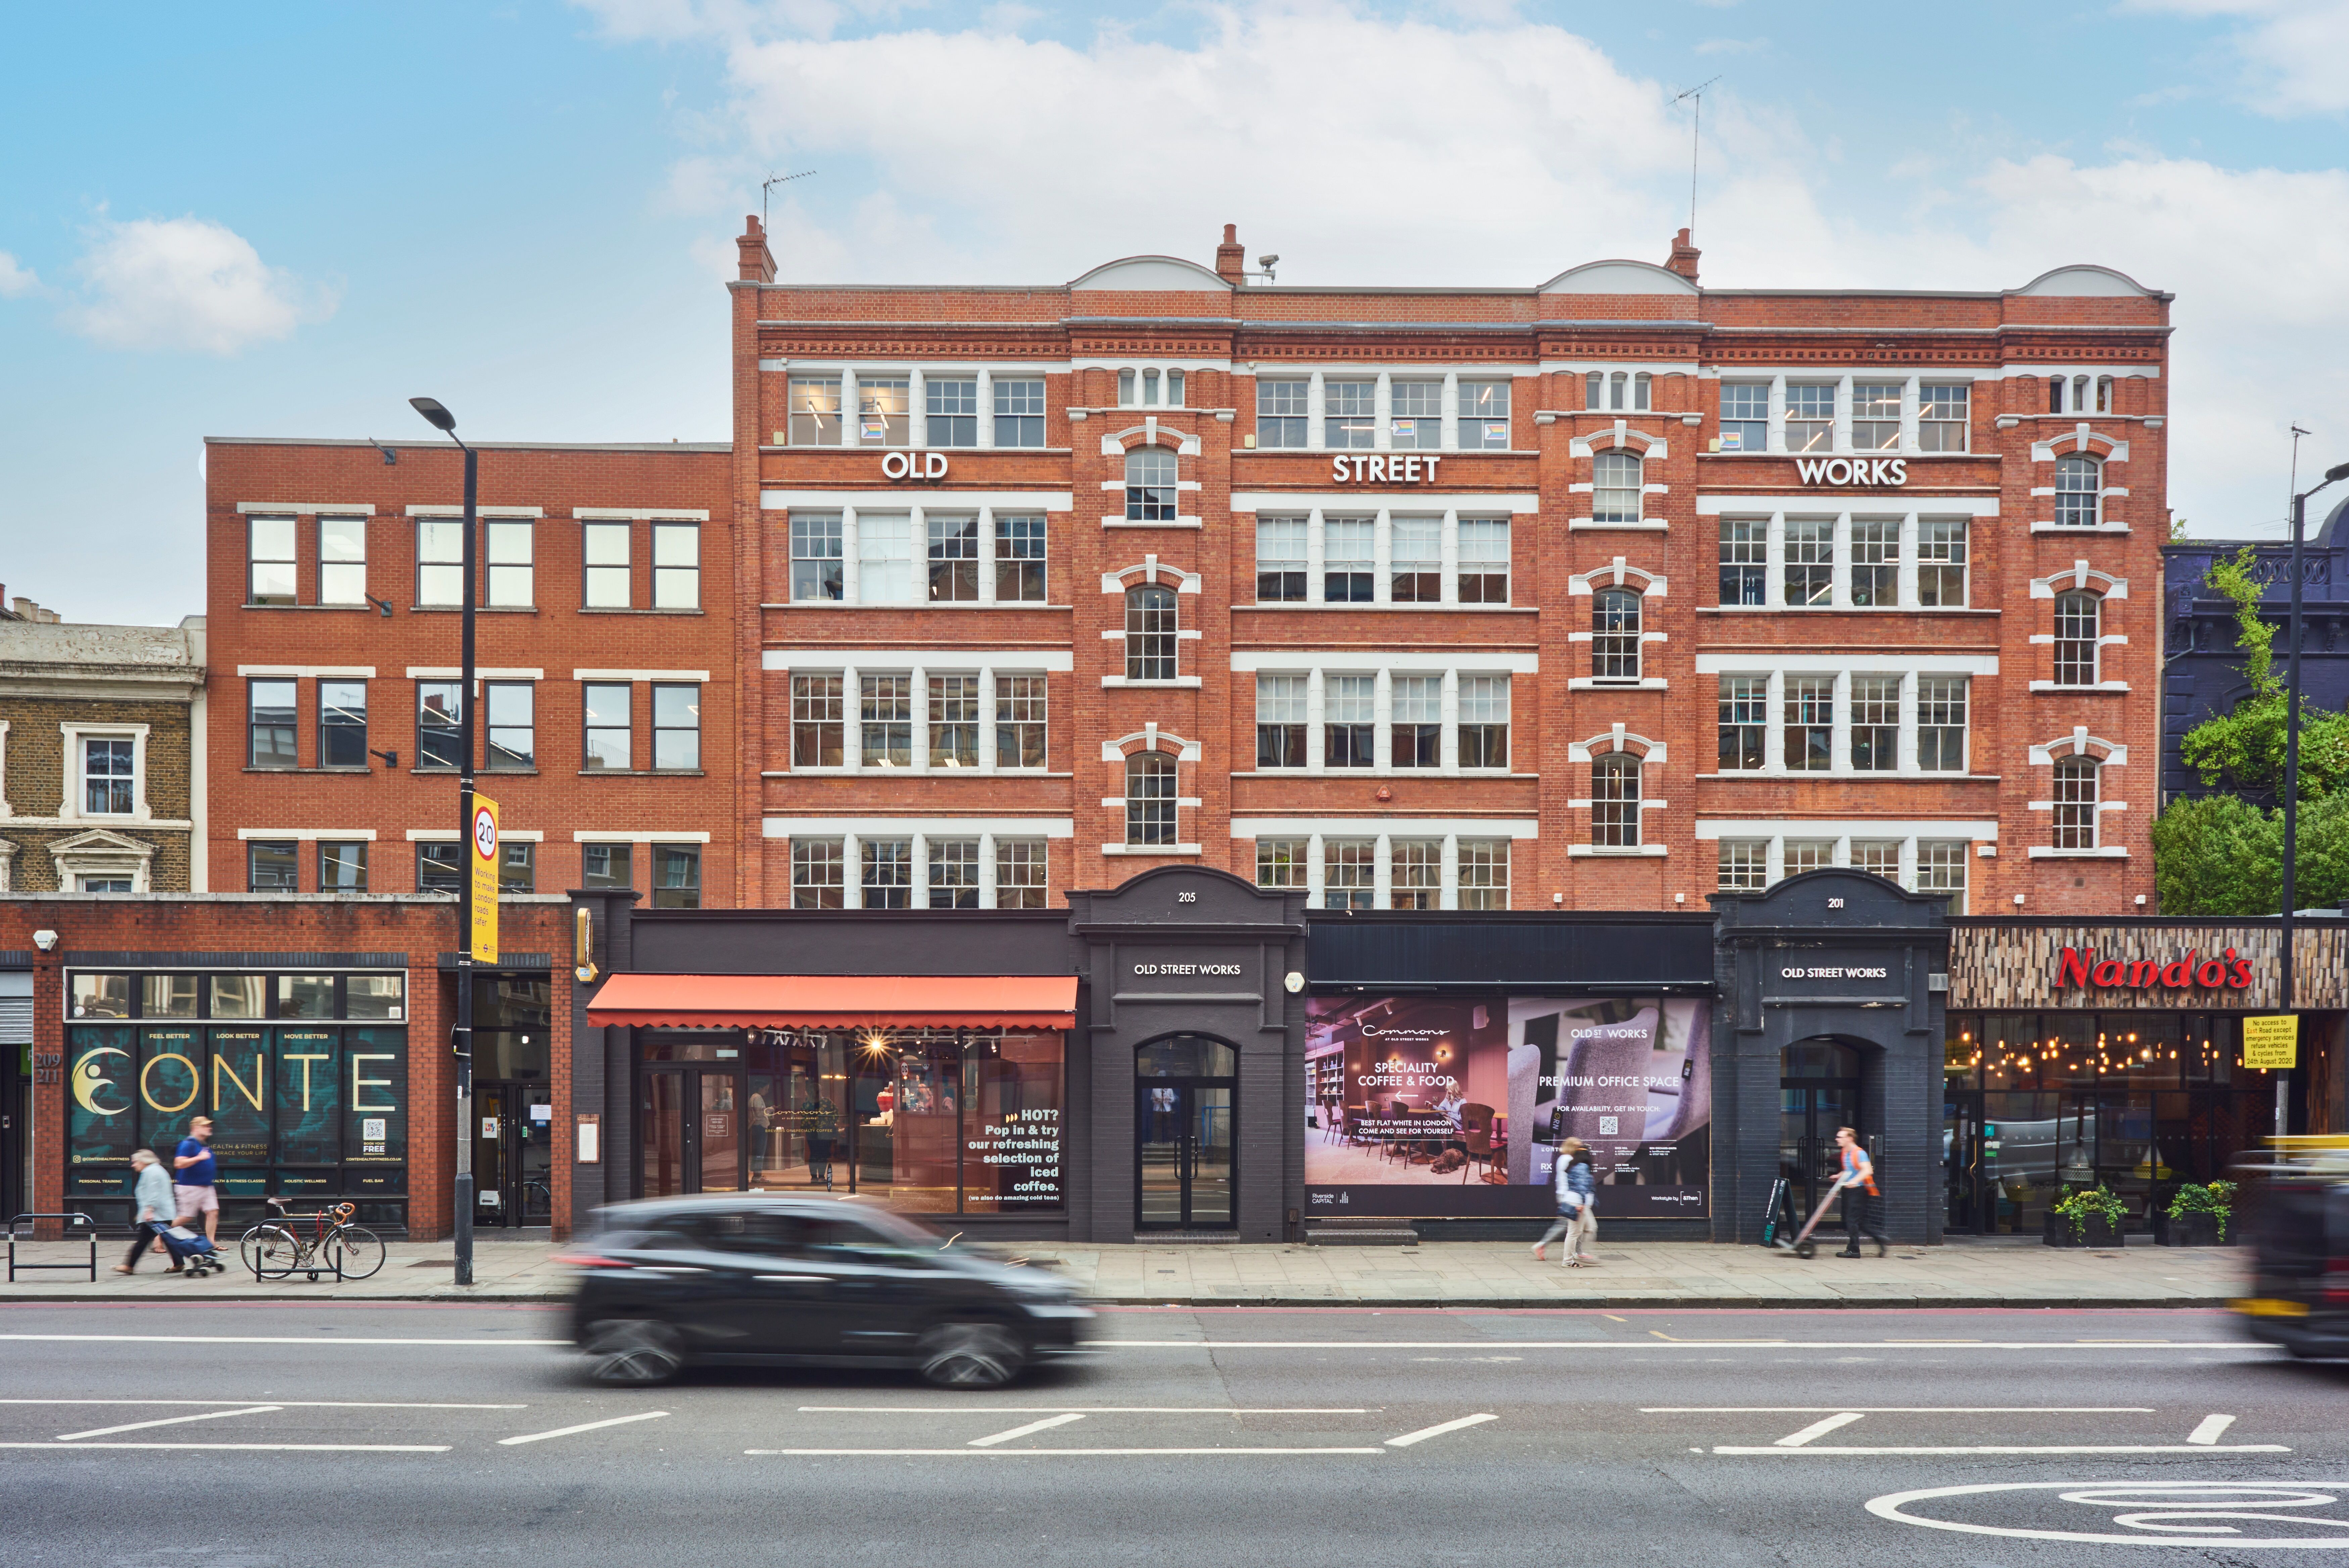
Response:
[2276,458,2349,1140]
[410,396,477,1287]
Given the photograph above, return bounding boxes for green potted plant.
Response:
[2045,1183,2128,1248]
[2157,1181,2236,1247]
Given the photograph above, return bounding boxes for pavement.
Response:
[5,1231,2251,1308]
[0,1300,2339,1567]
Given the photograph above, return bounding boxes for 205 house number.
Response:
[1177,891,1197,903]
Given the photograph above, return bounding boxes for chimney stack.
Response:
[1665,227,1700,283]
[1215,223,1246,284]
[738,214,777,284]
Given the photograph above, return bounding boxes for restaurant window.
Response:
[1459,379,1509,447]
[1784,520,1832,606]
[1785,383,1834,452]
[792,839,844,909]
[993,378,1046,447]
[928,839,980,909]
[485,682,534,770]
[861,675,911,767]
[1785,676,1833,771]
[1392,676,1440,768]
[416,519,463,606]
[788,376,842,445]
[857,513,915,604]
[1325,675,1374,768]
[2053,757,2100,849]
[1458,840,1508,909]
[1124,447,1178,522]
[1391,840,1440,910]
[1390,380,1441,448]
[1919,385,1968,452]
[500,842,535,894]
[996,674,1047,769]
[2053,591,2102,685]
[1719,519,1766,606]
[248,839,298,892]
[862,839,913,908]
[1918,675,1968,772]
[484,521,533,607]
[927,514,980,601]
[652,523,700,610]
[1255,674,1306,769]
[1324,378,1375,449]
[1256,517,1306,602]
[1256,838,1306,890]
[1257,378,1308,448]
[653,845,701,909]
[583,682,631,770]
[1591,450,1642,525]
[2055,454,2103,528]
[1718,675,1765,770]
[582,842,632,891]
[248,516,297,604]
[584,521,631,608]
[1851,520,1897,606]
[858,377,910,446]
[1125,586,1177,681]
[1918,521,1968,606]
[319,841,368,893]
[417,842,462,893]
[1324,839,1374,910]
[1125,752,1177,846]
[653,683,700,770]
[790,514,844,602]
[319,681,368,768]
[996,839,1048,908]
[1459,675,1508,769]
[1592,588,1641,681]
[1717,840,1767,892]
[1591,753,1641,848]
[926,377,977,446]
[790,674,843,768]
[1719,383,1767,452]
[1852,383,1903,450]
[319,516,367,604]
[1851,675,1899,772]
[249,679,298,769]
[995,515,1046,601]
[1457,518,1509,603]
[929,675,978,768]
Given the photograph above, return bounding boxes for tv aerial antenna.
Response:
[1673,77,1722,242]
[762,169,816,231]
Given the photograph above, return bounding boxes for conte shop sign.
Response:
[2055,945,2257,993]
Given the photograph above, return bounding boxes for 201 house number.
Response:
[1177,891,1197,903]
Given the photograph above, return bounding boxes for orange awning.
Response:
[585,973,1076,1031]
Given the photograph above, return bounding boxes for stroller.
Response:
[159,1224,225,1278]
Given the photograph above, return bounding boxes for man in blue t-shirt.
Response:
[172,1116,219,1244]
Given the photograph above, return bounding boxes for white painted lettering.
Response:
[1332,455,1350,483]
[924,451,949,478]
[881,451,910,479]
[1369,456,1386,482]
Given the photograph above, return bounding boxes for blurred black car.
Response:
[563,1193,1094,1386]
[2236,1155,2349,1360]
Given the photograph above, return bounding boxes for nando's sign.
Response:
[2056,945,2256,992]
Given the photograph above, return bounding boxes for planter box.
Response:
[2044,1210,2125,1248]
[2155,1210,2228,1247]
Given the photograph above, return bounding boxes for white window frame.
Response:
[318,515,368,605]
[59,724,151,823]
[780,662,1060,775]
[1699,661,1987,778]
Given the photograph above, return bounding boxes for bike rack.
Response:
[8,1213,98,1283]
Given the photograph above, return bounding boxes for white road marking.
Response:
[0,1441,449,1453]
[1099,1340,2243,1351]
[797,1406,1372,1414]
[745,1447,1386,1457]
[0,1399,526,1409]
[1775,1413,1865,1448]
[1643,1407,2152,1413]
[1714,1443,2290,1456]
[497,1411,669,1446]
[969,1413,1085,1447]
[1868,1480,2349,1546]
[2188,1413,2237,1445]
[1386,1414,1498,1448]
[57,1406,280,1441]
[0,1334,567,1347]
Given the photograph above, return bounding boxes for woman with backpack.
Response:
[1531,1137,1597,1266]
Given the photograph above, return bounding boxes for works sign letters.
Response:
[2056,945,2255,992]
[1796,457,1907,487]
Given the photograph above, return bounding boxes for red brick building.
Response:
[203,222,2166,918]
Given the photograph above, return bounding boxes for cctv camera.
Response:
[1258,254,1279,267]
[33,929,58,952]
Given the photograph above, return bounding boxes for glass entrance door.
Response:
[1779,1040,1862,1227]
[639,1068,745,1198]
[1943,1093,1985,1234]
[473,1081,553,1226]
[1135,1035,1238,1232]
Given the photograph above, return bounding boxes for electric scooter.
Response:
[1765,1178,1850,1260]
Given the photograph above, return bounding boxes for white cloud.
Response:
[0,252,37,297]
[64,216,336,355]
[2127,0,2349,115]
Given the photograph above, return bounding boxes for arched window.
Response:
[2053,590,2101,685]
[1593,752,1641,848]
[2053,756,2099,849]
[1125,446,1178,521]
[1592,587,1642,680]
[1592,449,1643,524]
[1125,584,1177,680]
[1125,751,1176,846]
[2054,454,2102,527]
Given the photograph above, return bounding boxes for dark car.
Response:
[2236,1155,2349,1360]
[563,1193,1094,1387]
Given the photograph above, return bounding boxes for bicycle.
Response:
[238,1199,386,1282]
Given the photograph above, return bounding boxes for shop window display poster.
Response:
[1304,994,1709,1219]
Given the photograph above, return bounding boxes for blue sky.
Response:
[4,0,2347,623]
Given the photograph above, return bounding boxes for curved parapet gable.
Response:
[1070,255,1234,293]
[2011,264,2163,298]
[1538,259,1699,296]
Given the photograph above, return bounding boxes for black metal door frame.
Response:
[1134,1076,1237,1232]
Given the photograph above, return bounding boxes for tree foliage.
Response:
[2178,545,2349,796]
[2153,790,2349,915]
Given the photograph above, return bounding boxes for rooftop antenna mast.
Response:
[762,168,816,232]
[1674,77,1722,242]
